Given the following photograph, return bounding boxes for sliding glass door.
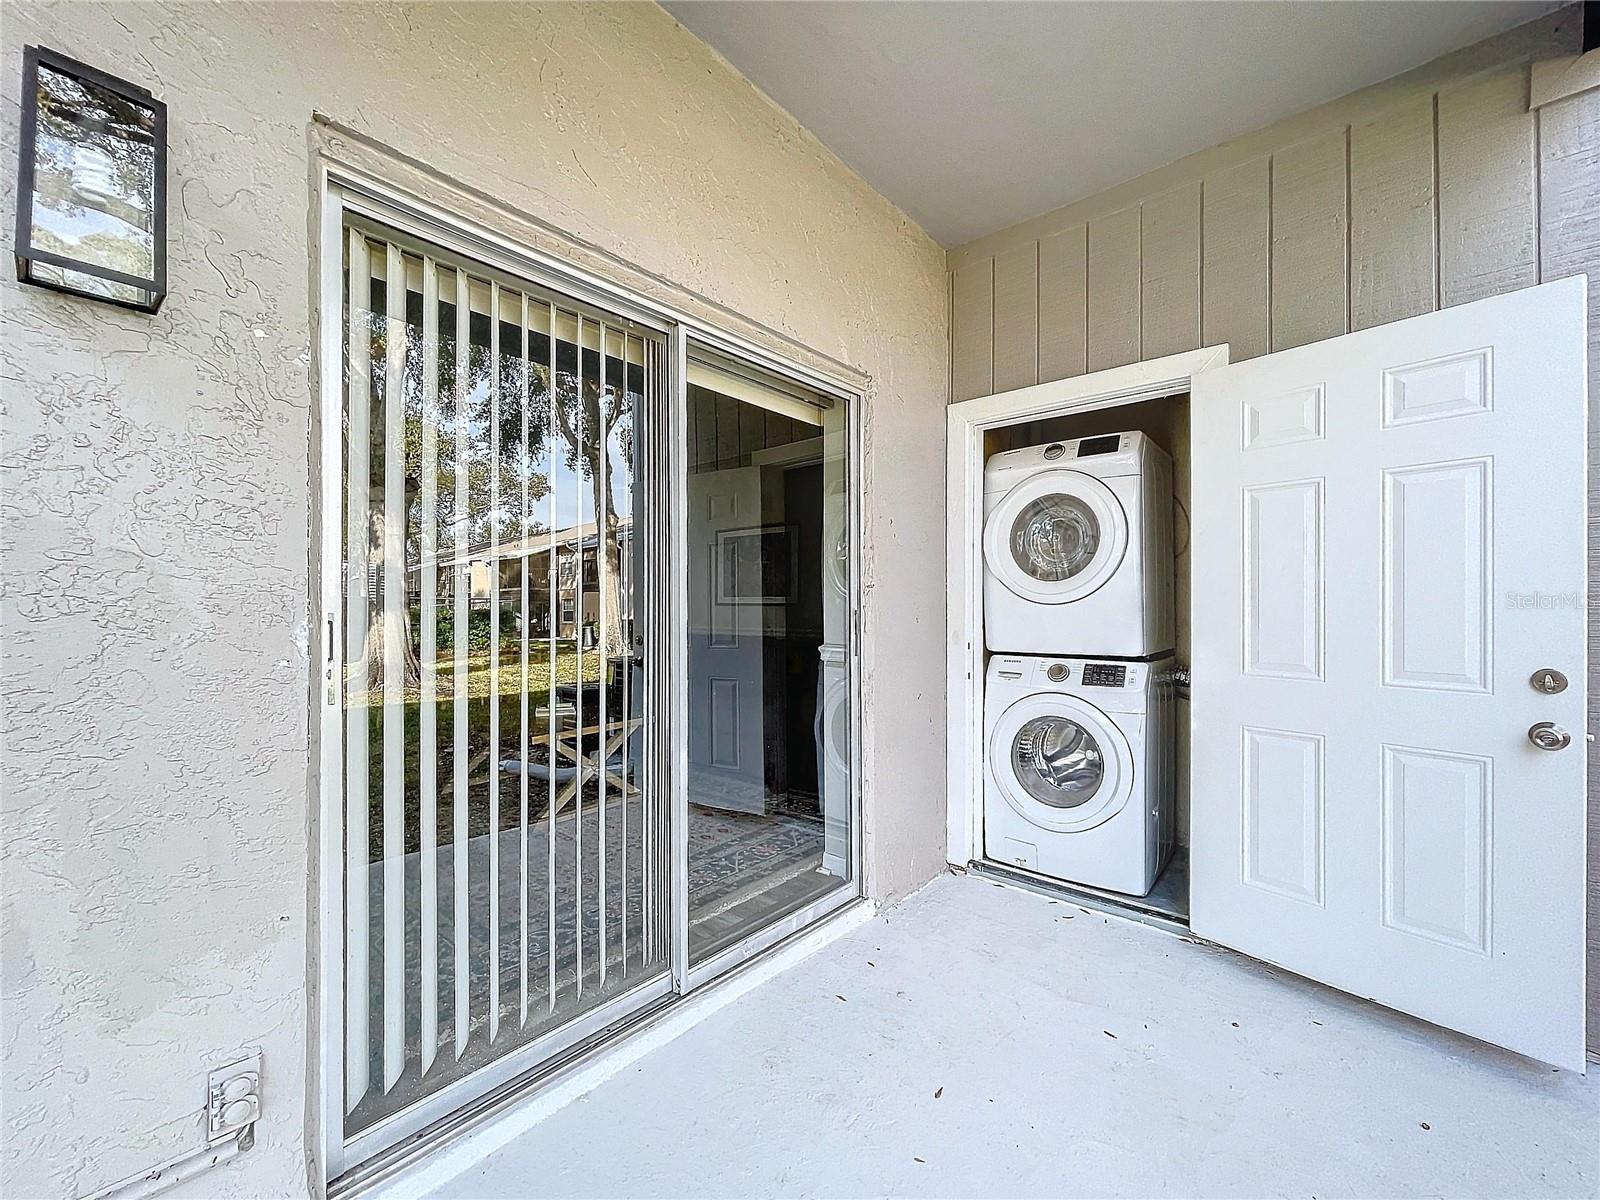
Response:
[683,347,855,966]
[323,189,859,1179]
[333,218,672,1160]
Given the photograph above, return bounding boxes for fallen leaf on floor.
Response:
[1103,1030,1117,1039]
[934,1087,943,1099]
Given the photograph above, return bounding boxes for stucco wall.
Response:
[0,4,947,1197]
[947,7,1600,1057]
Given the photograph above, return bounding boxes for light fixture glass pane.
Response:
[29,62,157,286]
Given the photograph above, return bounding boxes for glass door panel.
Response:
[337,224,669,1146]
[683,349,854,963]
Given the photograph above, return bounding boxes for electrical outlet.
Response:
[206,1053,262,1143]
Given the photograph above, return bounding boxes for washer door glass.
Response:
[1009,494,1101,582]
[1010,715,1104,807]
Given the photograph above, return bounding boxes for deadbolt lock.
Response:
[1529,668,1568,695]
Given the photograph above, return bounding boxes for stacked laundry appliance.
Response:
[981,432,1177,896]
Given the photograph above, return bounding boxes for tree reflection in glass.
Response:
[27,61,157,304]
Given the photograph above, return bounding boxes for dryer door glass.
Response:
[1009,494,1100,582]
[1010,715,1104,807]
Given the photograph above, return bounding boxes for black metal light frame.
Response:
[13,45,167,313]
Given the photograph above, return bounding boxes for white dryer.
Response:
[984,655,1175,896]
[983,432,1173,657]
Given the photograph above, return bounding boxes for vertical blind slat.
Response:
[488,281,502,1043]
[519,291,531,1029]
[419,256,440,1074]
[344,228,372,1112]
[640,336,652,966]
[574,310,585,999]
[546,299,559,1015]
[660,336,674,965]
[598,322,609,987]
[452,269,471,1061]
[620,333,630,977]
[381,242,407,1093]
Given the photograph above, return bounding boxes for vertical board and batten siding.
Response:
[1268,127,1349,351]
[1537,80,1600,1062]
[1038,225,1088,381]
[1438,68,1540,307]
[1086,206,1143,371]
[992,244,1039,393]
[951,256,993,404]
[1140,183,1202,360]
[1349,94,1436,328]
[947,22,1600,1054]
[949,58,1557,398]
[1200,157,1271,360]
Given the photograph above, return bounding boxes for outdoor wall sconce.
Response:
[13,46,166,312]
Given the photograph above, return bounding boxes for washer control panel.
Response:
[1080,662,1128,688]
[989,656,1152,690]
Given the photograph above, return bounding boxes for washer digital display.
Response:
[1080,663,1126,687]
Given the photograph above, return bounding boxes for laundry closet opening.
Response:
[953,283,1589,1072]
[978,390,1191,926]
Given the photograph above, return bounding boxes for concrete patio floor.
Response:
[420,872,1599,1199]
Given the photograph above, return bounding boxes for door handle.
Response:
[1528,721,1572,752]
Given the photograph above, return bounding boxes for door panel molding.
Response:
[1191,276,1587,1070]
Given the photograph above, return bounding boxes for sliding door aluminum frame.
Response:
[315,165,865,1182]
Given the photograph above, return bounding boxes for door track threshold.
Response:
[969,862,1190,935]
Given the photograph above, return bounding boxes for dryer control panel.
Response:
[1074,434,1124,457]
[984,431,1156,484]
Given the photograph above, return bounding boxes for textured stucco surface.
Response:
[0,5,947,1197]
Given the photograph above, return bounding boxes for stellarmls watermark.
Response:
[1504,590,1589,610]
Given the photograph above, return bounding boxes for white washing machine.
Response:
[984,654,1175,896]
[815,642,850,879]
[983,432,1173,657]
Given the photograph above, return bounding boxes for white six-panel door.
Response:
[1190,276,1588,1070]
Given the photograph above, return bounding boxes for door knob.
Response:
[1528,721,1572,752]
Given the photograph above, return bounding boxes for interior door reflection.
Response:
[685,361,852,963]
